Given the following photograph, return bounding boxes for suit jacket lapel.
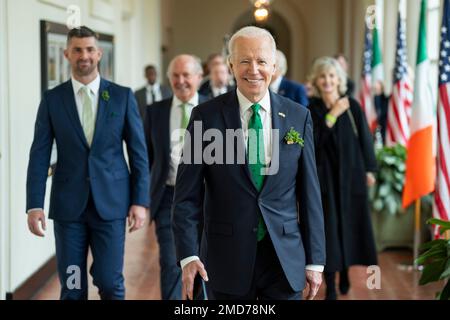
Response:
[221,91,257,191]
[261,92,288,193]
[91,78,111,149]
[62,80,89,148]
[162,99,172,161]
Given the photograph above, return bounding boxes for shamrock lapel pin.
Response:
[284,127,304,146]
[101,90,110,102]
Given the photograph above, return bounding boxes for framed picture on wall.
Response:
[40,20,115,175]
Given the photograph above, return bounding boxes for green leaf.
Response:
[426,218,450,233]
[384,155,397,165]
[416,245,447,265]
[379,184,391,197]
[440,280,450,300]
[386,197,398,215]
[420,239,448,251]
[419,259,447,285]
[440,259,450,279]
[393,182,403,192]
[373,199,383,211]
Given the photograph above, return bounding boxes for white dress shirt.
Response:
[211,85,228,98]
[180,89,324,273]
[237,88,272,168]
[71,74,101,122]
[146,83,163,105]
[166,93,199,186]
[27,74,101,214]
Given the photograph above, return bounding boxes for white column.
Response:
[407,0,422,67]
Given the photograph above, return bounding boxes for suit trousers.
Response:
[53,192,126,300]
[211,234,302,300]
[154,185,182,300]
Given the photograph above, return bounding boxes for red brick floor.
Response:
[32,223,445,300]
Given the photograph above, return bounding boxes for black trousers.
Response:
[154,185,182,300]
[211,235,302,300]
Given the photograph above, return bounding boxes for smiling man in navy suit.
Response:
[172,26,325,300]
[26,26,149,300]
[144,54,208,300]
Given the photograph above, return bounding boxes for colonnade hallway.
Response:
[32,223,444,300]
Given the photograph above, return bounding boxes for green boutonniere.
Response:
[284,127,304,146]
[101,90,110,102]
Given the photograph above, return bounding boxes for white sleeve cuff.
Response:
[27,208,43,214]
[305,264,324,272]
[180,256,200,270]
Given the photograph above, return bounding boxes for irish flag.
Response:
[402,0,436,208]
[372,23,384,86]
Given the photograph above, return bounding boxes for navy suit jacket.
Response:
[144,95,208,219]
[172,90,326,295]
[26,78,150,221]
[277,77,309,107]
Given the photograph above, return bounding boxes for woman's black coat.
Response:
[308,96,378,272]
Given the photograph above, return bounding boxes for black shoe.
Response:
[339,270,350,295]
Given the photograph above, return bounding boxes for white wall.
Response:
[0,0,161,297]
[0,0,11,301]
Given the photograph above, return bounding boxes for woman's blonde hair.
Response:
[307,56,348,97]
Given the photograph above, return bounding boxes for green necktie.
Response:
[81,86,95,146]
[247,103,267,241]
[180,103,190,141]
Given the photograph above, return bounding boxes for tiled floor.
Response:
[32,222,445,300]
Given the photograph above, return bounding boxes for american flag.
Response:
[435,0,450,235]
[386,12,413,147]
[359,23,378,132]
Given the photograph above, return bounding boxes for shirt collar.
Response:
[172,92,199,108]
[269,76,282,93]
[72,73,101,96]
[146,82,160,91]
[237,88,271,116]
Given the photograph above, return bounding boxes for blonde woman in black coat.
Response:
[307,57,378,300]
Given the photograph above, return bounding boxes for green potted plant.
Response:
[416,218,450,300]
[369,144,432,251]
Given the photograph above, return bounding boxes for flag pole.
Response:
[413,198,421,269]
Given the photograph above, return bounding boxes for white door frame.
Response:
[0,0,11,300]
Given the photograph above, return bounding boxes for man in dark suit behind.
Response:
[26,26,149,300]
[135,65,171,120]
[270,50,309,107]
[172,26,325,300]
[144,54,207,300]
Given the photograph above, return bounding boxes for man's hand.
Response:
[127,205,148,233]
[305,270,322,300]
[182,260,209,300]
[27,210,46,237]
